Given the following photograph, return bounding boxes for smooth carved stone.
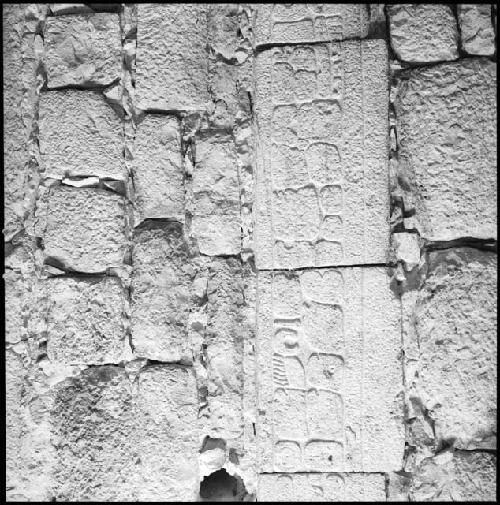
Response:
[395,59,497,241]
[133,115,184,222]
[388,4,459,63]
[253,4,370,46]
[258,473,386,501]
[192,133,241,256]
[458,4,495,56]
[402,248,497,450]
[45,277,129,365]
[257,267,404,473]
[44,13,121,88]
[254,40,389,269]
[39,91,125,181]
[135,4,210,111]
[131,222,194,362]
[40,186,128,273]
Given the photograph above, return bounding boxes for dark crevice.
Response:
[41,258,122,277]
[200,436,226,453]
[199,469,250,502]
[424,238,497,253]
[143,359,193,368]
[258,262,395,273]
[43,78,121,92]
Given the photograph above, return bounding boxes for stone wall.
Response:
[4,3,496,502]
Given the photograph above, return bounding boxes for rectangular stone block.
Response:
[258,473,386,501]
[39,90,125,181]
[395,59,497,241]
[256,267,404,473]
[254,40,389,269]
[253,4,369,46]
[39,185,128,273]
[192,133,241,256]
[45,276,129,365]
[131,221,194,362]
[132,115,184,221]
[44,13,121,88]
[458,4,495,56]
[135,4,210,111]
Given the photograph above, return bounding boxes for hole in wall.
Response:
[199,469,248,502]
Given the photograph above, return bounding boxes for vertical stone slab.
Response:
[135,4,210,111]
[253,4,369,46]
[458,4,495,56]
[256,267,404,473]
[254,40,389,269]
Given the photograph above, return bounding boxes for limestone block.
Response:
[132,115,184,221]
[135,4,210,111]
[131,222,194,362]
[44,13,121,88]
[410,451,497,501]
[402,248,497,450]
[388,5,459,63]
[39,90,125,181]
[392,232,421,270]
[253,4,369,46]
[40,186,128,273]
[258,473,386,501]
[256,267,404,473]
[45,277,129,365]
[5,269,29,345]
[254,40,389,269]
[192,134,241,256]
[458,4,495,56]
[395,59,497,241]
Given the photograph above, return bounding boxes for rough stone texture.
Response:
[132,114,184,222]
[131,222,195,362]
[395,59,497,241]
[192,133,241,256]
[256,267,404,472]
[402,248,497,451]
[258,473,386,501]
[458,4,495,56]
[45,277,129,365]
[253,4,370,46]
[37,185,128,273]
[254,40,389,269]
[39,90,125,181]
[388,5,459,64]
[135,4,210,111]
[43,13,121,88]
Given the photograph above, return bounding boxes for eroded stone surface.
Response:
[135,4,210,111]
[257,267,404,472]
[253,4,369,46]
[192,133,241,256]
[388,4,459,63]
[458,4,495,56]
[395,59,497,241]
[254,40,389,269]
[39,90,125,181]
[403,248,497,451]
[44,13,121,88]
[38,185,128,273]
[258,473,386,501]
[45,277,129,365]
[132,115,184,222]
[131,221,194,362]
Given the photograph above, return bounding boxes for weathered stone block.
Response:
[40,186,128,273]
[45,277,128,365]
[39,90,125,181]
[402,248,497,450]
[135,4,210,111]
[44,13,121,88]
[192,134,241,256]
[254,40,389,269]
[132,115,184,221]
[458,4,495,56]
[388,5,459,63]
[258,473,386,501]
[257,267,404,473]
[131,222,194,362]
[395,59,497,241]
[253,4,369,46]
